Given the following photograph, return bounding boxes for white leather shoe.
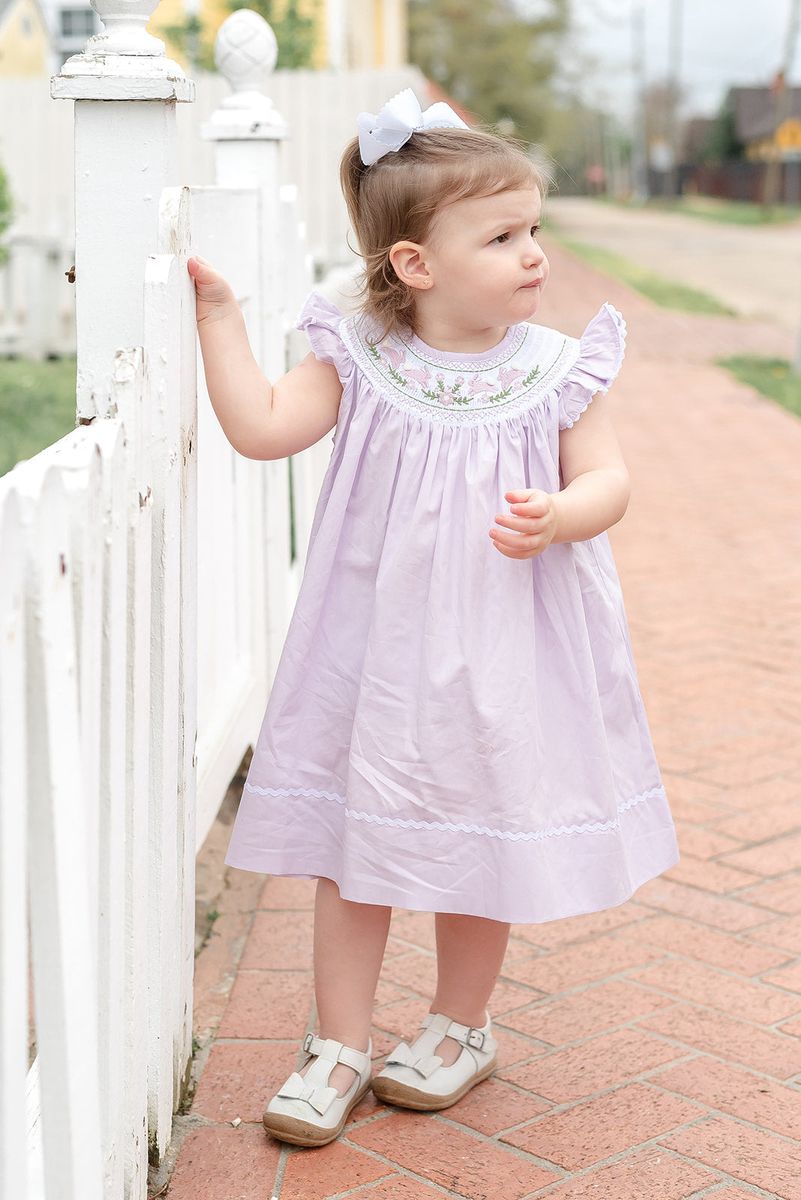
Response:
[262,1032,373,1146]
[371,1011,498,1111]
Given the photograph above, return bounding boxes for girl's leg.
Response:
[299,876,392,1094]
[429,912,511,1064]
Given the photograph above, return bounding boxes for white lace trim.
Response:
[243,781,666,842]
[340,314,581,427]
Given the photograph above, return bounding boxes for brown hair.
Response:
[339,123,554,342]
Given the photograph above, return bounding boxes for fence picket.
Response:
[19,465,104,1199]
[114,348,153,1199]
[0,490,28,1199]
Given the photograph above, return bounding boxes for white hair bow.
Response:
[357,88,470,167]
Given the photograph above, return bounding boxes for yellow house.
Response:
[0,0,50,75]
[749,116,801,160]
[148,0,408,71]
[727,86,801,163]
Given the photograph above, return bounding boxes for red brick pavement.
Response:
[161,253,801,1199]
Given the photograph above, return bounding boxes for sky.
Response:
[555,0,801,124]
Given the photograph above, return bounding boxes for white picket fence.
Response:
[0,64,425,359]
[0,1,345,1196]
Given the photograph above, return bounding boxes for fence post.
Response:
[49,0,198,1179]
[50,0,195,421]
[200,12,294,682]
[201,9,288,375]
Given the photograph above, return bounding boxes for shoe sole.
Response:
[370,1056,498,1111]
[262,1075,373,1147]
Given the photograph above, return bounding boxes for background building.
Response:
[0,0,53,74]
[0,0,407,75]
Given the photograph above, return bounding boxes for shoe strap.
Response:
[421,1012,490,1051]
[303,1031,372,1073]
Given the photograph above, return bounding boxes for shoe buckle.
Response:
[302,1032,314,1054]
[465,1027,485,1050]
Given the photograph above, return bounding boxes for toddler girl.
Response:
[187,88,680,1150]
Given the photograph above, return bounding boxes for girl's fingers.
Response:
[493,513,538,533]
[490,530,528,547]
[490,536,531,559]
[489,527,538,551]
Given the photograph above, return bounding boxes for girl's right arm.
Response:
[188,255,343,461]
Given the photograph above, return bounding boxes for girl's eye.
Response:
[493,225,541,245]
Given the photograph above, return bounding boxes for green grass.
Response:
[597,194,801,226]
[548,231,736,316]
[0,356,78,478]
[717,355,801,418]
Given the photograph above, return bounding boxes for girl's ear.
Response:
[388,241,433,290]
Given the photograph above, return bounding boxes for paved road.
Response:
[546,195,801,339]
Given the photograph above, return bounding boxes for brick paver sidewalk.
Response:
[158,251,801,1200]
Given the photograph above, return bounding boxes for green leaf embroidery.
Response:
[364,335,543,409]
[367,340,407,386]
[421,379,446,402]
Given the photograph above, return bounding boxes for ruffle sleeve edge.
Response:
[295,289,354,385]
[557,302,627,431]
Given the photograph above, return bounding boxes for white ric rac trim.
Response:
[243,782,667,842]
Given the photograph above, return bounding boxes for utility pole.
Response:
[665,0,684,198]
[764,0,801,209]
[630,0,649,202]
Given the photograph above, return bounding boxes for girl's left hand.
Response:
[489,488,558,558]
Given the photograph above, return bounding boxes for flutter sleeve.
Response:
[557,302,627,430]
[296,289,355,387]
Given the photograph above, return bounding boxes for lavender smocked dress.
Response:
[224,289,680,923]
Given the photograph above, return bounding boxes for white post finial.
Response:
[84,0,165,58]
[201,11,288,382]
[205,11,287,135]
[52,0,193,92]
[50,0,194,418]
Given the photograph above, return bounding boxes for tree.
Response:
[541,96,624,196]
[227,0,318,68]
[161,0,319,74]
[408,0,570,145]
[701,95,744,165]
